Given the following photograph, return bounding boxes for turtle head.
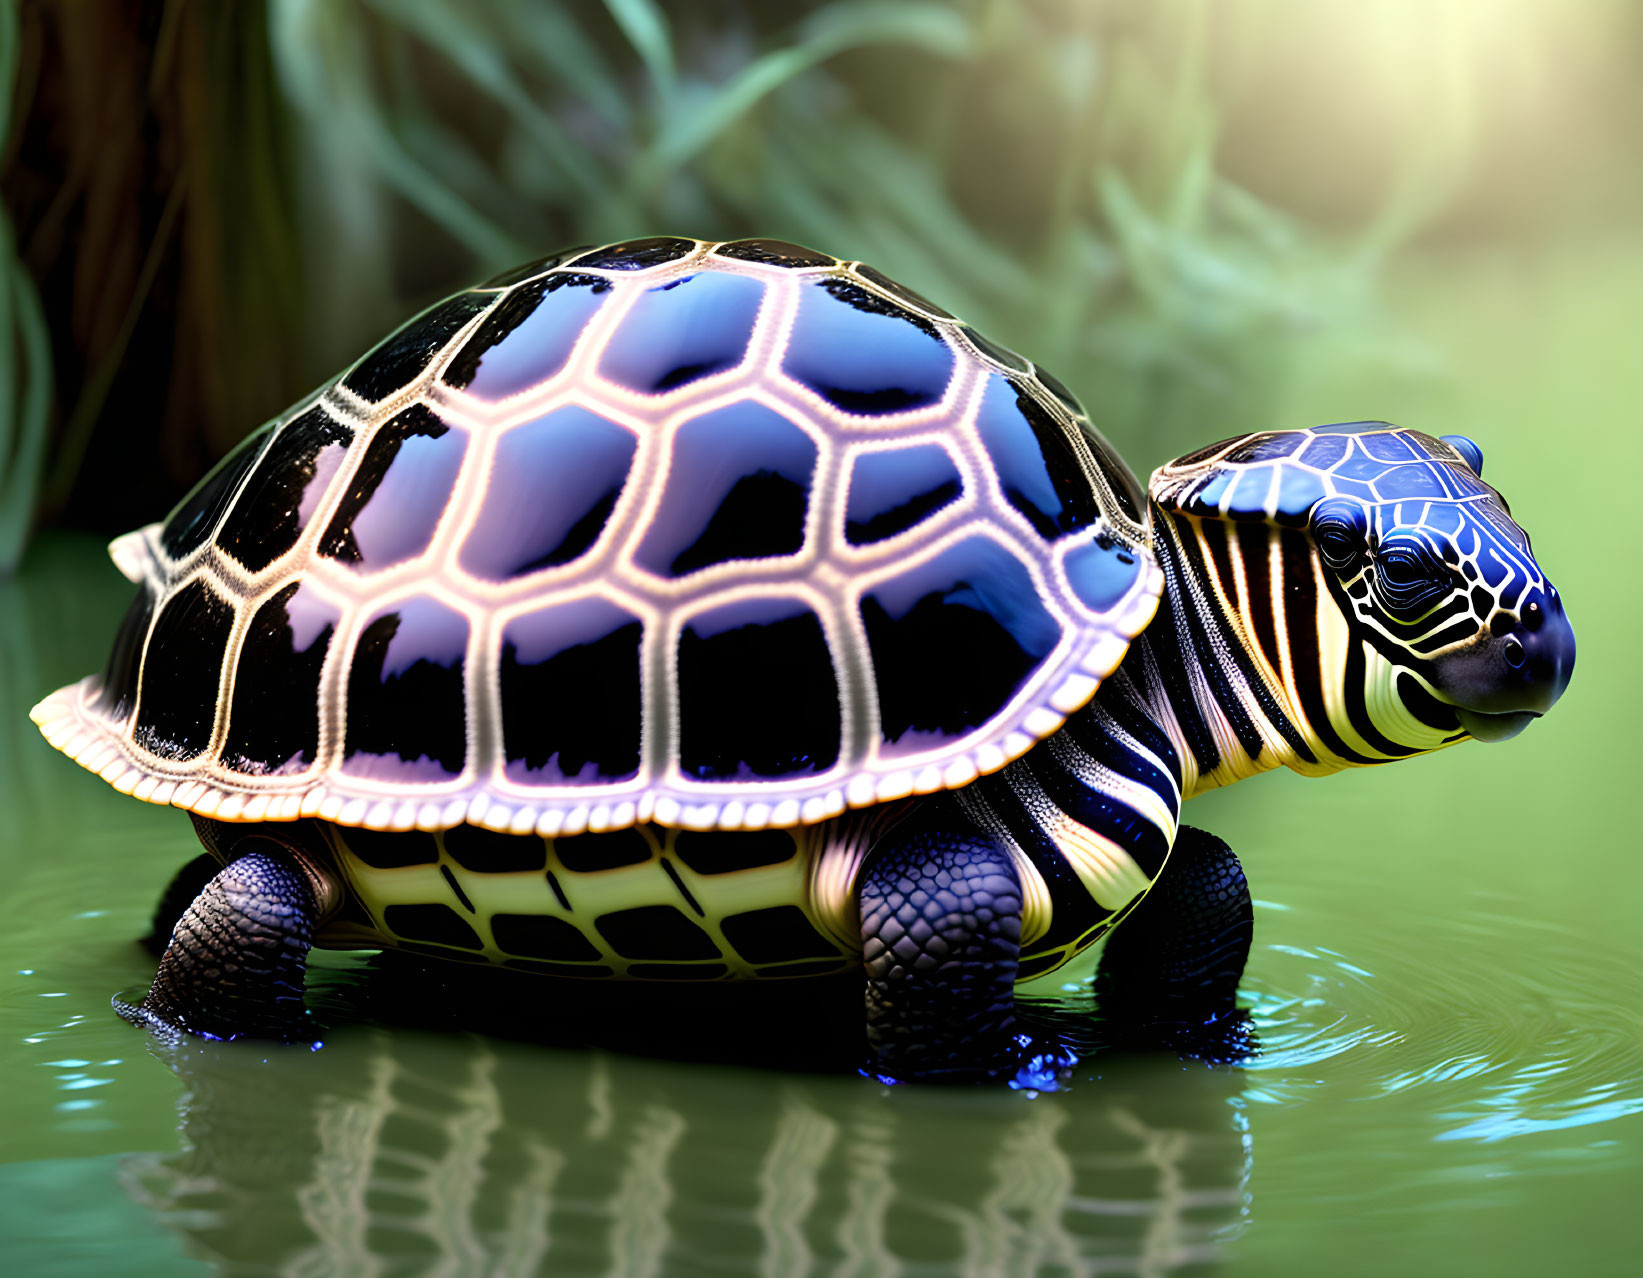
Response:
[1152,424,1573,767]
[1303,441,1574,743]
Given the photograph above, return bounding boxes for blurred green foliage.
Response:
[2,0,1640,569]
[0,0,50,575]
[271,0,1371,465]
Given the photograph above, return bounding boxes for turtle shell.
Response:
[32,238,1161,835]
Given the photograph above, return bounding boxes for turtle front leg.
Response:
[1094,824,1254,1061]
[859,805,1070,1085]
[118,838,318,1043]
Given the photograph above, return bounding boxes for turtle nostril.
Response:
[1523,600,1545,633]
[1503,635,1526,670]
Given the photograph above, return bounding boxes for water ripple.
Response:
[1238,895,1643,1153]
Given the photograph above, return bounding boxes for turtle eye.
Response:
[1372,536,1450,616]
[1377,548,1425,587]
[1310,498,1367,575]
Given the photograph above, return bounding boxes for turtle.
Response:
[30,235,1575,1082]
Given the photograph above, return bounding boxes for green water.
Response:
[2,240,1639,1276]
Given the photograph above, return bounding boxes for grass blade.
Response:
[603,0,675,100]
[633,3,973,192]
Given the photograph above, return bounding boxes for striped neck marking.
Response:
[1148,504,1466,797]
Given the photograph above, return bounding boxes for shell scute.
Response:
[1299,433,1351,469]
[159,424,274,559]
[493,913,601,961]
[341,597,468,783]
[319,404,464,572]
[383,902,482,951]
[95,586,154,721]
[712,239,836,269]
[1225,433,1301,464]
[844,443,964,546]
[1031,366,1085,422]
[499,600,643,785]
[595,904,718,960]
[963,328,1030,374]
[974,373,1103,541]
[633,400,816,578]
[1077,421,1146,523]
[132,578,234,761]
[1361,432,1420,464]
[782,277,954,414]
[596,270,766,395]
[460,405,637,581]
[1274,467,1329,520]
[722,905,840,963]
[1336,451,1391,483]
[554,828,652,871]
[852,264,955,321]
[342,291,493,402]
[216,406,354,573]
[221,582,338,777]
[861,535,1062,757]
[442,825,546,873]
[1310,419,1396,435]
[1228,466,1276,518]
[479,246,593,289]
[443,273,611,400]
[568,237,698,271]
[38,237,1162,836]
[1373,464,1446,501]
[1063,537,1146,615]
[677,598,841,781]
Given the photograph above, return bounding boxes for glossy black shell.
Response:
[35,238,1160,836]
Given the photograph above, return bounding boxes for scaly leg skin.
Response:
[116,839,317,1044]
[140,853,222,957]
[1094,824,1254,1063]
[859,805,1073,1087]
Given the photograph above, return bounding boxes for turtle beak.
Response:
[1448,586,1575,742]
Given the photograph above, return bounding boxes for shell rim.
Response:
[31,564,1160,836]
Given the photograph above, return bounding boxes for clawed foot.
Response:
[113,991,321,1049]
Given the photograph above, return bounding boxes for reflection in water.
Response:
[78,900,1643,1276]
[119,1002,1249,1276]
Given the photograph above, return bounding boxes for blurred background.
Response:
[3,0,1640,571]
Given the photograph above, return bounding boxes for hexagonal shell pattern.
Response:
[32,239,1161,835]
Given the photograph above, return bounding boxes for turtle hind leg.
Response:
[1094,824,1254,1062]
[140,852,222,956]
[859,804,1072,1086]
[118,838,317,1044]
